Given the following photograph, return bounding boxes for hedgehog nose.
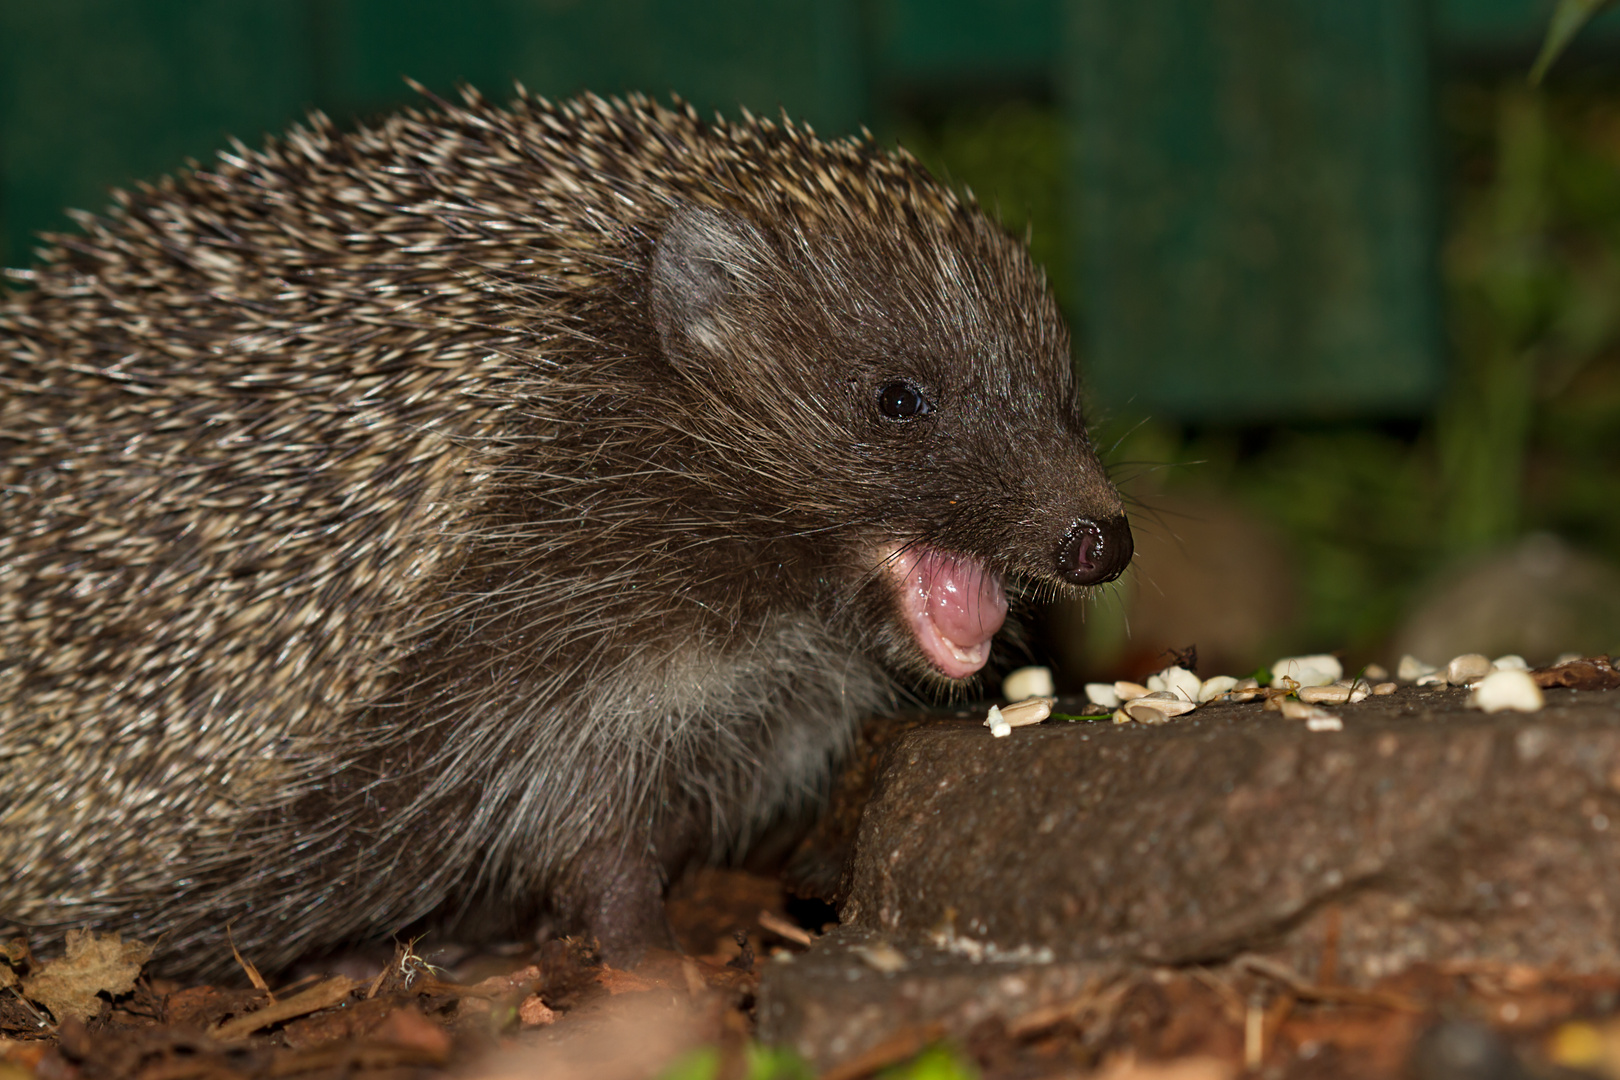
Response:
[1056,514,1133,586]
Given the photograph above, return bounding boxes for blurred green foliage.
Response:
[656,1041,975,1080]
[657,1043,815,1080]
[895,100,1069,306]
[876,1044,981,1079]
[900,78,1620,657]
[1532,0,1620,83]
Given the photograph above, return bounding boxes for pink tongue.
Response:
[884,544,1008,679]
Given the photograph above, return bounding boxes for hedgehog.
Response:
[0,85,1132,976]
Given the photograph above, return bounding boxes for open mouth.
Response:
[879,542,1009,680]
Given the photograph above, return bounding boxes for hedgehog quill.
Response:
[0,86,1131,975]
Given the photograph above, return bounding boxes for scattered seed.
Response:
[1279,698,1339,725]
[1556,651,1584,666]
[1468,669,1545,714]
[1114,680,1150,702]
[1397,654,1436,682]
[1446,653,1493,685]
[1298,684,1367,704]
[1084,682,1120,709]
[1146,665,1201,703]
[1307,714,1344,732]
[1364,663,1390,682]
[1000,696,1055,726]
[1228,676,1262,702]
[1002,666,1054,701]
[1198,675,1239,703]
[1271,654,1342,688]
[1124,692,1198,724]
[852,940,910,973]
[1373,682,1397,695]
[983,695,1054,737]
[1490,654,1528,672]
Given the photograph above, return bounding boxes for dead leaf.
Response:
[20,930,152,1024]
[372,1005,454,1057]
[0,939,31,970]
[0,939,31,992]
[1533,656,1620,691]
[519,995,557,1027]
[597,968,655,995]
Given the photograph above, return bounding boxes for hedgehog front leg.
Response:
[545,789,722,965]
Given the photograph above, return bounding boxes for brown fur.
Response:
[0,86,1128,974]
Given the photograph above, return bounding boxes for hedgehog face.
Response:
[647,200,1130,682]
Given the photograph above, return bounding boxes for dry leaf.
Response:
[0,937,31,990]
[21,929,152,1024]
[597,967,655,995]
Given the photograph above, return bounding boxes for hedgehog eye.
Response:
[877,381,932,421]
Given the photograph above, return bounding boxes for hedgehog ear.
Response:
[650,204,767,364]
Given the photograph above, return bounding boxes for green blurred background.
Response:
[3,0,1619,682]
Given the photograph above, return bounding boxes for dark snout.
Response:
[1056,514,1133,586]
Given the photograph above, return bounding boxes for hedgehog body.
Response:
[0,88,1131,974]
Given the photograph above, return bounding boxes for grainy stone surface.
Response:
[762,683,1620,1068]
[837,686,1620,983]
[754,927,1124,1070]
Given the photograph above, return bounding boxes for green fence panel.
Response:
[0,0,862,270]
[1071,0,1445,420]
[1434,0,1620,52]
[871,0,1059,82]
[0,1,316,268]
[317,0,863,133]
[7,0,1611,419]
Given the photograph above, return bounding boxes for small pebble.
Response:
[1085,682,1120,709]
[1271,654,1342,688]
[1113,680,1150,702]
[984,705,1012,738]
[1146,665,1201,702]
[1364,663,1390,682]
[1490,654,1528,672]
[1002,666,1054,701]
[1198,675,1239,703]
[1445,653,1493,685]
[1468,669,1545,714]
[1397,654,1436,682]
[1373,681,1397,695]
[1556,652,1584,666]
[1416,670,1448,687]
[1306,714,1344,732]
